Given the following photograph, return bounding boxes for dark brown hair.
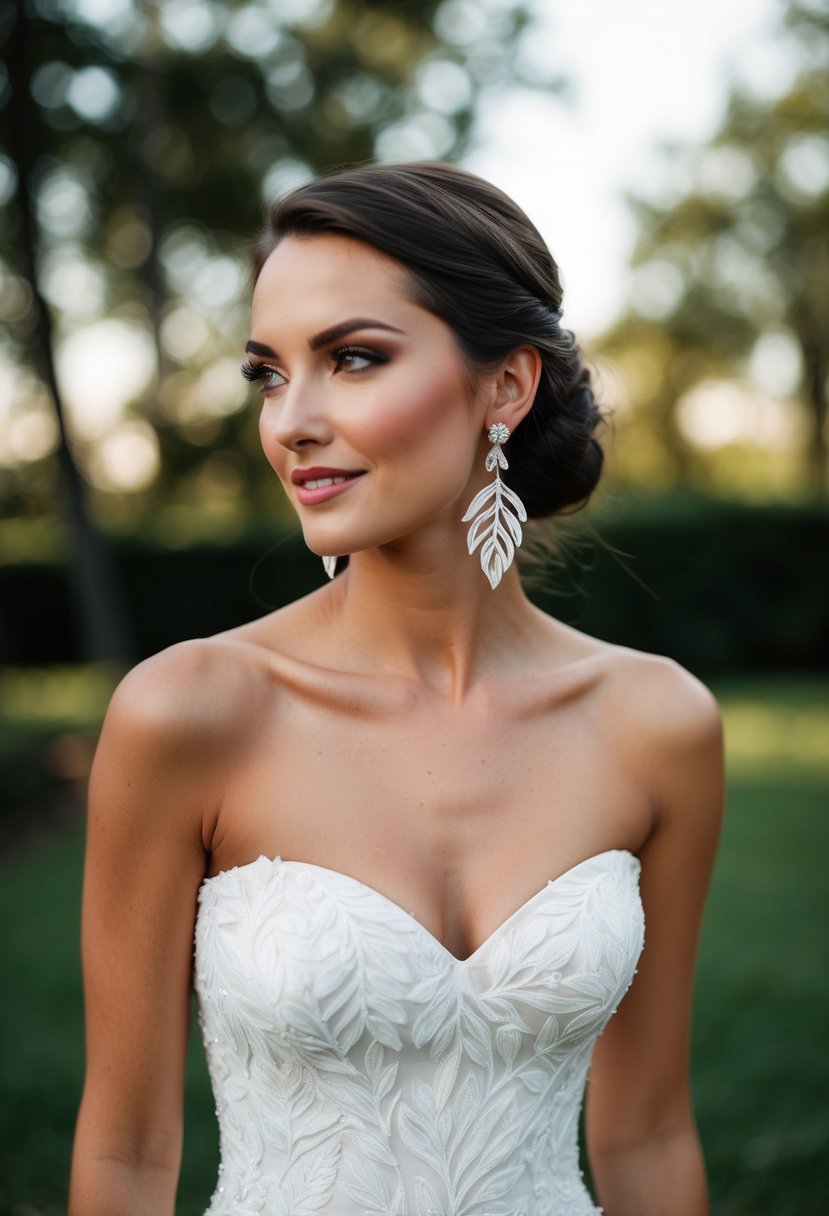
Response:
[253,161,608,521]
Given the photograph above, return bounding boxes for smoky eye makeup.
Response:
[241,344,391,387]
[328,345,390,371]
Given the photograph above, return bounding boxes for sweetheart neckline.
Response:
[199,847,640,966]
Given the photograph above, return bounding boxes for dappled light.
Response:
[697,145,758,203]
[105,207,153,268]
[55,319,157,441]
[677,380,807,449]
[0,663,122,738]
[0,154,18,205]
[415,57,473,114]
[776,132,829,201]
[260,156,314,201]
[65,65,122,124]
[88,419,160,492]
[160,0,224,54]
[35,169,93,240]
[746,328,804,397]
[375,111,456,161]
[598,0,828,497]
[159,303,211,362]
[0,404,59,467]
[41,249,107,318]
[189,358,250,419]
[0,268,33,327]
[629,258,686,321]
[722,695,829,775]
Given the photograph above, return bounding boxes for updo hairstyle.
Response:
[252,161,607,520]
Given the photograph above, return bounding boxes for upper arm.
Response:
[72,640,238,1177]
[587,656,725,1154]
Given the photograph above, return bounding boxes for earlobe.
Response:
[488,346,542,432]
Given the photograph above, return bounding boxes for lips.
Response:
[290,466,365,487]
[291,466,366,506]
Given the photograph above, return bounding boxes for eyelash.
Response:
[240,361,279,387]
[330,345,388,371]
[240,346,388,391]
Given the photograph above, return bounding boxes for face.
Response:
[247,234,488,561]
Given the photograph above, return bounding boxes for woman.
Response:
[68,161,724,1216]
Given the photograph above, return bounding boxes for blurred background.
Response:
[0,0,827,1212]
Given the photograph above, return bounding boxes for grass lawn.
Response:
[0,674,826,1215]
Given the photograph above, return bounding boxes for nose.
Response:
[262,380,334,453]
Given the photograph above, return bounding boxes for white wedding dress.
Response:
[194,848,644,1216]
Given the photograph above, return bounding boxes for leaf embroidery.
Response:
[194,851,644,1215]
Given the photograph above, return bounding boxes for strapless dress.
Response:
[194,848,644,1215]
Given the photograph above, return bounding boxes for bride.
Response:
[68,161,724,1216]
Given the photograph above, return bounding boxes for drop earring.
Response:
[322,555,337,579]
[462,422,527,590]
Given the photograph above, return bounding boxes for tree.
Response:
[598,0,829,495]
[0,0,562,656]
[2,0,135,661]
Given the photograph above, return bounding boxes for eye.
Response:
[329,345,388,373]
[240,361,286,392]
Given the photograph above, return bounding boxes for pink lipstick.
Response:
[291,467,365,506]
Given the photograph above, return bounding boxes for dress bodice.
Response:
[193,849,645,1215]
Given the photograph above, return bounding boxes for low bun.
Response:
[254,161,610,524]
[507,332,607,519]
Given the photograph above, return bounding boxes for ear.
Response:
[484,346,542,434]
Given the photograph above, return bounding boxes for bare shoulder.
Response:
[555,622,722,741]
[105,634,266,741]
[91,635,272,849]
[535,614,724,829]
[601,644,722,739]
[597,643,725,833]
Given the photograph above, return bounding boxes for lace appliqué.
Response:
[194,851,644,1215]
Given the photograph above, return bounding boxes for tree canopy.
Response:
[1,0,559,530]
[598,0,828,497]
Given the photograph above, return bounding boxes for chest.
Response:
[212,674,649,920]
[248,681,621,814]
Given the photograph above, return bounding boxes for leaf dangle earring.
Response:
[462,422,527,590]
[322,555,337,579]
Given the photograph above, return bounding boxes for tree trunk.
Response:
[134,0,171,404]
[6,0,136,665]
[797,319,828,495]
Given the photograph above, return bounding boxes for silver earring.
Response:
[462,422,527,590]
[322,555,337,579]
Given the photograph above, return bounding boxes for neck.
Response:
[320,526,542,702]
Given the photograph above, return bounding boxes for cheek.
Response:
[355,360,474,460]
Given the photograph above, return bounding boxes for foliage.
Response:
[0,662,116,827]
[0,0,554,518]
[1,677,827,1214]
[598,0,829,493]
[2,491,827,673]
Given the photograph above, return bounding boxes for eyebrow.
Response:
[245,317,404,360]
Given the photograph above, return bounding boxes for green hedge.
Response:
[1,495,827,675]
[533,494,829,674]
